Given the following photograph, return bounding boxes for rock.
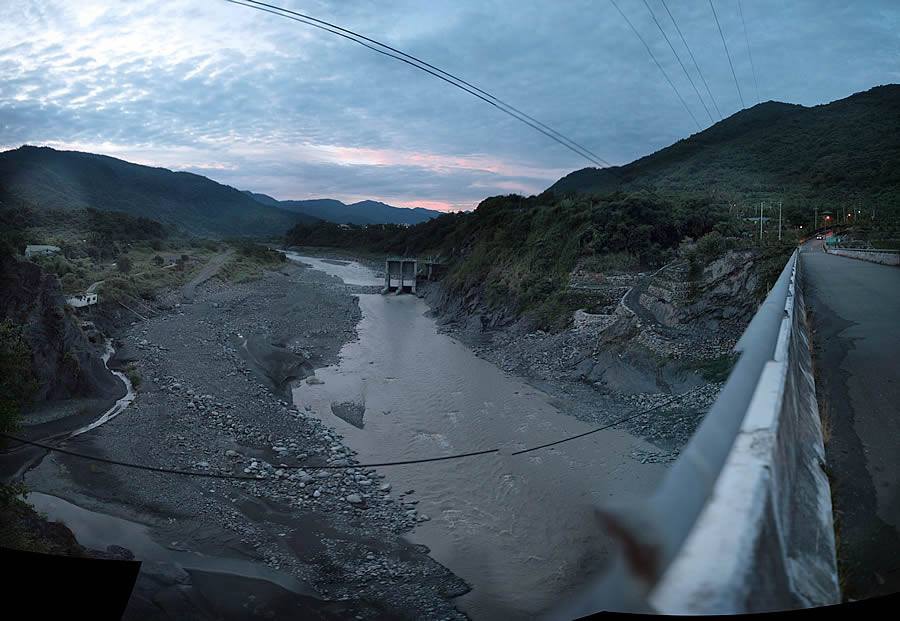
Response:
[141,560,191,585]
[346,493,363,505]
[379,483,392,492]
[306,377,324,385]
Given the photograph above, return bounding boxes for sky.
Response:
[1,1,898,212]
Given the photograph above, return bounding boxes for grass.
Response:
[220,242,287,283]
[684,353,738,383]
[125,364,141,389]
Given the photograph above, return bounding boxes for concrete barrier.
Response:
[826,246,899,266]
[650,253,839,612]
[548,251,840,617]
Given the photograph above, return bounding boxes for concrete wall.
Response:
[384,258,417,292]
[826,247,900,266]
[650,255,839,613]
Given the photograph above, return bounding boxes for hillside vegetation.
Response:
[0,146,317,237]
[550,85,900,227]
[287,191,780,329]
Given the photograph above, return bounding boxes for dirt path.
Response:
[182,250,234,301]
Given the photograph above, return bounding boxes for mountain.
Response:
[548,85,900,216]
[0,146,318,237]
[244,191,441,225]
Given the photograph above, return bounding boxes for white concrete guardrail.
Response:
[550,250,840,617]
[825,246,900,266]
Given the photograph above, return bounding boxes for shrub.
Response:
[117,254,132,273]
[0,321,37,434]
[694,231,734,262]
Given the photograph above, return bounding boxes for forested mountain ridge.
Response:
[549,85,900,220]
[0,146,317,237]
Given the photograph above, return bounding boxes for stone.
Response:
[346,494,363,505]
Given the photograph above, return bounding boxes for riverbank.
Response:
[284,246,725,463]
[19,260,468,619]
[418,287,726,464]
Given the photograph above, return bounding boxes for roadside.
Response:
[17,259,467,619]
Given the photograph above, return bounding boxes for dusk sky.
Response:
[2,1,898,211]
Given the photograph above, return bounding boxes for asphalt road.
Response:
[801,239,900,599]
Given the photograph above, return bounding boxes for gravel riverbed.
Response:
[24,261,467,620]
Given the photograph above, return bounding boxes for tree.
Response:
[152,254,164,267]
[0,321,37,434]
[117,254,132,274]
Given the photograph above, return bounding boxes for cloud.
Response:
[1,0,898,210]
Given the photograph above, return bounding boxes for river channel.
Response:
[287,254,666,619]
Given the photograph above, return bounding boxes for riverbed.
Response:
[286,254,666,619]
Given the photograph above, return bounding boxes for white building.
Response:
[25,244,61,258]
[66,293,99,308]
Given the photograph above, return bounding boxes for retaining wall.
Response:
[827,247,899,266]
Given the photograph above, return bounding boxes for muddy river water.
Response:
[287,255,666,619]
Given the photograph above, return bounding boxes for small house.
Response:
[66,292,99,308]
[25,244,62,258]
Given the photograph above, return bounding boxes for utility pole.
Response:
[759,202,764,242]
[778,201,783,241]
[815,206,818,232]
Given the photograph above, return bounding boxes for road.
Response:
[801,239,900,599]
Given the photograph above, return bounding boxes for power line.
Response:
[0,387,705,478]
[237,0,615,169]
[709,0,745,109]
[738,0,760,104]
[659,0,723,120]
[223,0,615,170]
[641,0,713,124]
[609,0,701,131]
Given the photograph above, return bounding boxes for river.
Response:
[286,254,666,619]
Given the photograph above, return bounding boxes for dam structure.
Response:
[383,258,418,294]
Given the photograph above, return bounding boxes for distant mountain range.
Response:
[548,84,900,214]
[243,191,440,225]
[0,146,440,238]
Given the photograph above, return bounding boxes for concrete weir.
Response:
[383,257,418,294]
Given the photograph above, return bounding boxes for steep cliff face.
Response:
[0,256,120,404]
[639,250,760,337]
[423,278,522,335]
